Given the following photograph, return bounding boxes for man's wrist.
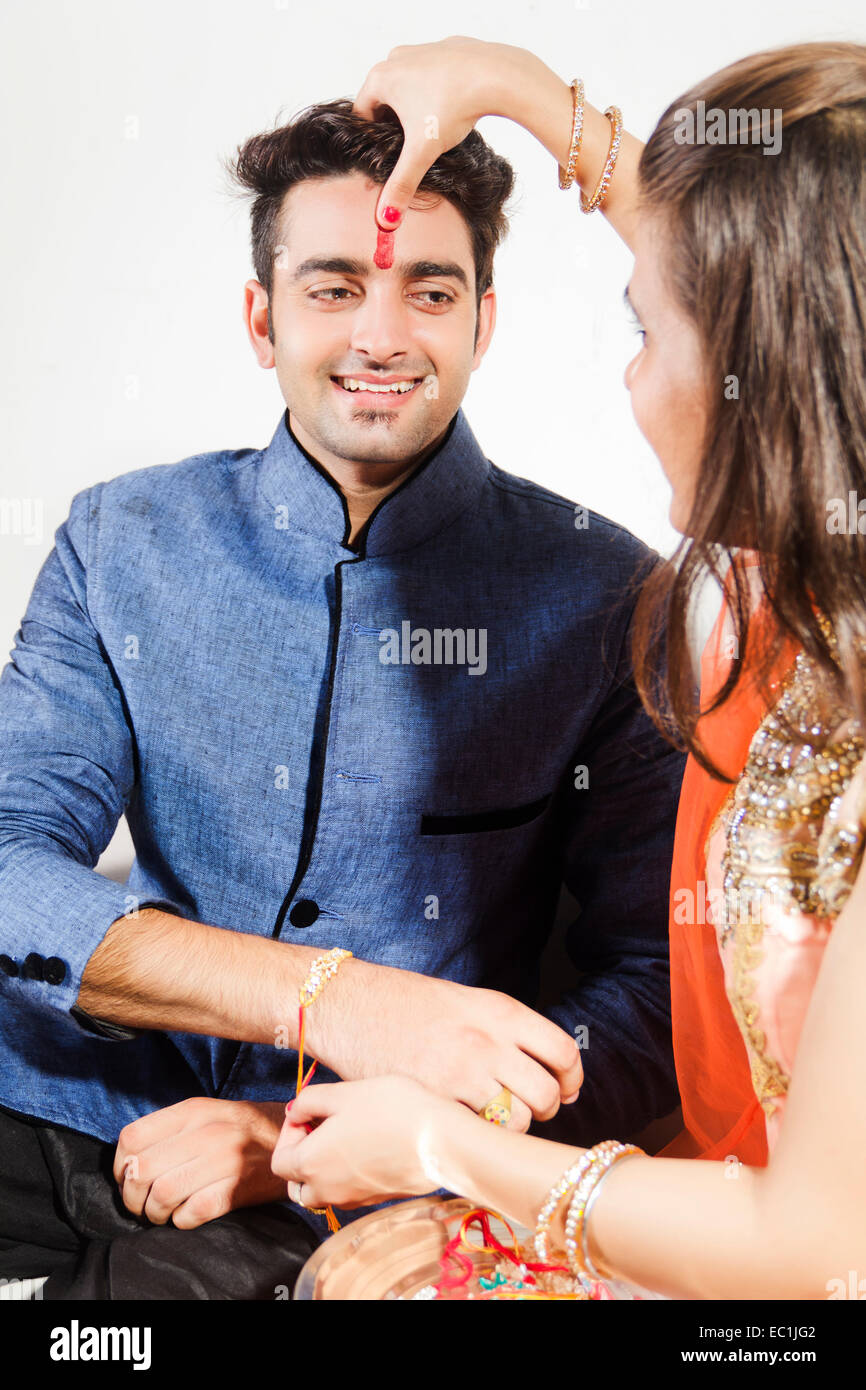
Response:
[80,908,332,1045]
[296,951,365,1073]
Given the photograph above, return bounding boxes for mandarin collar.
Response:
[257,406,489,557]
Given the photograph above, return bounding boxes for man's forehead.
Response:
[277,172,474,270]
[282,169,425,215]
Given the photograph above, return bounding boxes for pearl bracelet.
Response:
[564,1142,644,1288]
[533,1152,596,1265]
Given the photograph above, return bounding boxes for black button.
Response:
[289,899,320,929]
[0,954,18,978]
[22,953,45,982]
[44,957,67,986]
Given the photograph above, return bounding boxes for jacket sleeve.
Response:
[0,484,181,1034]
[533,599,686,1149]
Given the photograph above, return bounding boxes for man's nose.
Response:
[348,286,411,362]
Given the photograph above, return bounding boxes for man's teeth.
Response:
[338,378,417,393]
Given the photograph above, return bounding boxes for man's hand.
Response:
[304,960,583,1131]
[113,1098,289,1229]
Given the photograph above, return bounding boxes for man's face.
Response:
[249,170,495,467]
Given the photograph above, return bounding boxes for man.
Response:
[0,99,684,1299]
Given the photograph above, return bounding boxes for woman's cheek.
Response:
[626,352,665,463]
[625,355,696,533]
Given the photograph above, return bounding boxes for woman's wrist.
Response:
[421,1097,592,1237]
[482,44,642,249]
[482,45,570,134]
[415,1095,485,1199]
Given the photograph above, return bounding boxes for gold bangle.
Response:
[582,1150,643,1280]
[558,78,586,190]
[564,1142,644,1285]
[580,105,623,214]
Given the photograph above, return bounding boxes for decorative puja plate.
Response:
[293,1195,660,1300]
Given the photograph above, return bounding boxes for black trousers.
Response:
[0,1103,319,1300]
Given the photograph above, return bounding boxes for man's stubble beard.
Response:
[308,397,449,467]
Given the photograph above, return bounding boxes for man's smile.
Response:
[330,373,425,404]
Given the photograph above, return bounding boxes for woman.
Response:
[272,37,866,1299]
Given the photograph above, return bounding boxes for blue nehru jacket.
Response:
[0,406,685,1157]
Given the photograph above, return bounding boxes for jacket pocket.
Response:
[419,793,551,836]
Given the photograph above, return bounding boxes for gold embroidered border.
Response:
[727,914,789,1117]
[706,630,865,1118]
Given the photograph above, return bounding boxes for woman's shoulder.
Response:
[725,638,866,918]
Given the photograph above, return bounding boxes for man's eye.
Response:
[307,287,453,305]
[309,288,354,301]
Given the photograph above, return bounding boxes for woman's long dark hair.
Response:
[632,42,866,779]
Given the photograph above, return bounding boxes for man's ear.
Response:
[471,287,497,371]
[243,279,275,369]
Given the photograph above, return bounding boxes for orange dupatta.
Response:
[659,559,801,1165]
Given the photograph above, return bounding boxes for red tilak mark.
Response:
[374,227,395,269]
[382,205,401,225]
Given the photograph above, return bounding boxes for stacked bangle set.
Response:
[535,1141,644,1294]
[558,76,623,214]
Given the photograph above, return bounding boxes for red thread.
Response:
[433,1208,574,1299]
[291,1002,336,1224]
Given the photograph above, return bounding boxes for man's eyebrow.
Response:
[402,260,470,291]
[290,256,365,281]
[290,255,470,291]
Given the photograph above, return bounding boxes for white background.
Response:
[1,0,863,878]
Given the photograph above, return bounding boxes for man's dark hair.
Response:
[223,97,515,344]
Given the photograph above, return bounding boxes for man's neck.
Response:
[288,413,449,547]
[338,468,416,547]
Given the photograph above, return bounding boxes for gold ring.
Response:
[479,1087,512,1126]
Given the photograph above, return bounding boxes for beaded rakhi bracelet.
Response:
[288,946,353,1232]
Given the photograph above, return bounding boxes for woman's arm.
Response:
[484,43,644,249]
[416,774,866,1300]
[473,850,866,1297]
[352,37,643,250]
[278,826,866,1298]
